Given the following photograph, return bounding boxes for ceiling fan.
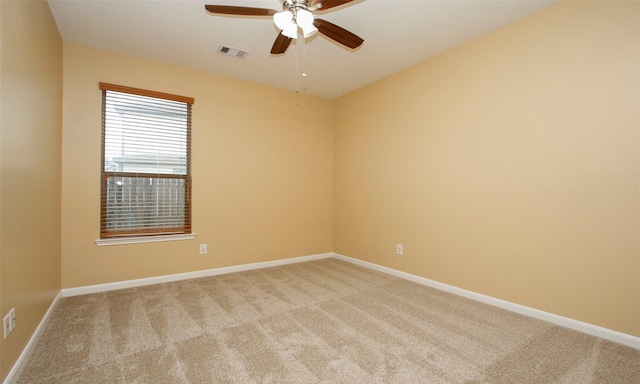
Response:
[204,0,364,55]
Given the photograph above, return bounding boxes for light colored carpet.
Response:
[15,258,640,383]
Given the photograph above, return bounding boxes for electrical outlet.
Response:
[199,244,208,255]
[396,244,404,255]
[3,313,10,339]
[9,308,16,331]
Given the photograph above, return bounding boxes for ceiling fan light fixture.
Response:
[296,9,318,38]
[274,10,298,39]
[282,24,298,39]
[273,11,293,30]
[296,9,314,26]
[301,24,318,38]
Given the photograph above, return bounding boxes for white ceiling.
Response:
[47,0,557,99]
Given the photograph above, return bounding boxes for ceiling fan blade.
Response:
[309,0,355,11]
[313,18,363,49]
[204,5,278,16]
[271,32,292,54]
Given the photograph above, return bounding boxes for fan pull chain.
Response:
[295,26,308,95]
[296,31,308,95]
[302,34,308,78]
[295,29,300,93]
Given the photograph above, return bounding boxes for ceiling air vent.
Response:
[217,45,248,59]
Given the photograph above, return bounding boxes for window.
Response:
[99,83,193,239]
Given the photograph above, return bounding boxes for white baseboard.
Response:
[3,291,63,384]
[332,253,640,350]
[62,252,333,297]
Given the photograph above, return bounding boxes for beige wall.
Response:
[61,44,333,288]
[334,1,640,337]
[0,0,63,380]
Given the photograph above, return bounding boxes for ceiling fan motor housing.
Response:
[282,0,322,13]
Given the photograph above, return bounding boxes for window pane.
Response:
[105,176,186,232]
[104,92,188,175]
[101,86,192,238]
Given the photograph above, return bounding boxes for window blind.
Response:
[99,83,193,238]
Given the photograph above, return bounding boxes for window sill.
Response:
[95,233,196,247]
